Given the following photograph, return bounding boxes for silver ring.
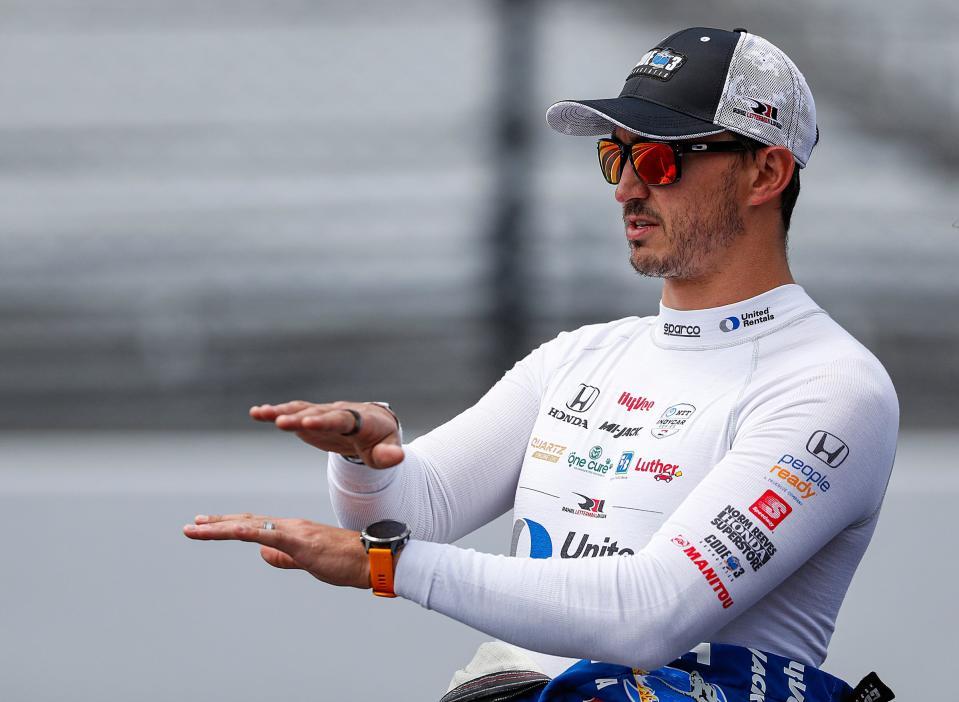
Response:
[262,521,275,531]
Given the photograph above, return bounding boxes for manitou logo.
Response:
[566,383,601,412]
[805,430,849,468]
[673,537,734,609]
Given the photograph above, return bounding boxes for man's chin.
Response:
[629,247,670,278]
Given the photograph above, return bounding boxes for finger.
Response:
[183,521,292,548]
[273,406,339,431]
[298,409,358,435]
[250,400,312,421]
[195,512,273,525]
[260,546,301,569]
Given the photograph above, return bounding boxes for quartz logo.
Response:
[510,518,553,559]
[750,490,792,531]
[651,403,696,438]
[562,492,607,519]
[566,383,600,413]
[805,430,849,468]
[529,436,566,464]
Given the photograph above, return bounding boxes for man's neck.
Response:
[660,250,794,311]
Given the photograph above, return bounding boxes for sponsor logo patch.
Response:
[733,96,784,130]
[566,383,601,413]
[710,505,778,571]
[618,391,655,412]
[663,322,701,338]
[806,430,849,468]
[567,446,613,477]
[613,450,634,477]
[767,453,831,504]
[634,456,683,483]
[562,492,607,519]
[651,403,696,438]
[627,47,687,82]
[719,306,776,333]
[598,420,644,439]
[529,436,566,463]
[673,534,735,608]
[750,490,792,531]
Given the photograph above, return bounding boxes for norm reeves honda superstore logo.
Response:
[547,383,600,430]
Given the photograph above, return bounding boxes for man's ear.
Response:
[747,146,795,208]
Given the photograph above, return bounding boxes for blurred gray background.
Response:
[0,1,956,700]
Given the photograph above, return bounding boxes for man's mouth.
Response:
[625,216,659,240]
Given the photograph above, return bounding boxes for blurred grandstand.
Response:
[0,0,956,431]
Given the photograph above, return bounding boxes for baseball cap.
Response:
[546,27,818,167]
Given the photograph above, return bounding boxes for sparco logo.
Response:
[663,322,701,338]
[566,384,600,412]
[673,535,734,609]
[806,430,849,468]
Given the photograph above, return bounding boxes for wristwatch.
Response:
[359,519,411,598]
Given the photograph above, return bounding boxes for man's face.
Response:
[612,127,746,281]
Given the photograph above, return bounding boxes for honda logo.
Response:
[566,384,600,413]
[806,430,849,468]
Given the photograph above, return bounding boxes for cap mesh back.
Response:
[713,33,817,167]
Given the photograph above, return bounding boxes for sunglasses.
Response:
[596,137,747,186]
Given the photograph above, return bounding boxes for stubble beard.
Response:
[625,175,744,280]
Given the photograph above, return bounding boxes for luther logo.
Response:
[806,430,849,468]
[566,384,600,413]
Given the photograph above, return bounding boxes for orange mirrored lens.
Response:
[631,143,677,185]
[598,140,623,184]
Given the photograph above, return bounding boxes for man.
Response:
[184,27,898,701]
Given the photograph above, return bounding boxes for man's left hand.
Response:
[183,514,371,589]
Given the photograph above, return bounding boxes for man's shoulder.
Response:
[549,315,656,351]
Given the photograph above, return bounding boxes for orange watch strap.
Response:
[368,547,397,598]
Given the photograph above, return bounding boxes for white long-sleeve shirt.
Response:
[328,284,898,675]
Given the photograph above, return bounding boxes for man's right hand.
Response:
[250,401,404,469]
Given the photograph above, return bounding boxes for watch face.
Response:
[365,520,408,541]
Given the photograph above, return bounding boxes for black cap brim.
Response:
[546,96,724,140]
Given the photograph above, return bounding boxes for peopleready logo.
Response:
[719,306,776,332]
[663,322,701,338]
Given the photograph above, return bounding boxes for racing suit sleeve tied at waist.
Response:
[536,642,894,702]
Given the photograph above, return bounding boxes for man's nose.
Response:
[614,158,651,203]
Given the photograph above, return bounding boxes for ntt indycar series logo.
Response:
[720,306,775,332]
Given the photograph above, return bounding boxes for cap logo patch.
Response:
[627,47,686,82]
[732,95,783,130]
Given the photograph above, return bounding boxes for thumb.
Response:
[367,442,405,469]
[260,546,302,570]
